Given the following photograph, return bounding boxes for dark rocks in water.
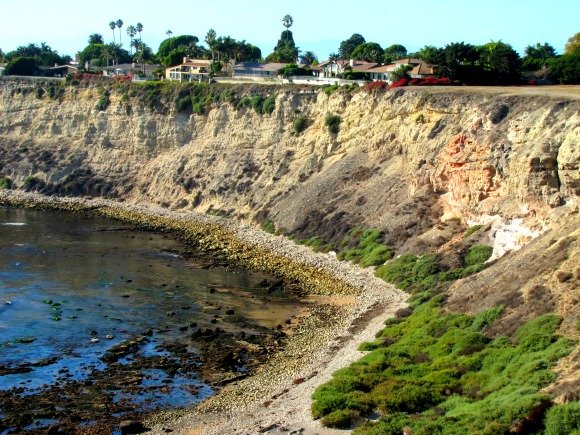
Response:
[119,420,147,434]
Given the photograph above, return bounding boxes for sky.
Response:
[0,0,578,61]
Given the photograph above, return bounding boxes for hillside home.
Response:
[102,63,157,80]
[41,64,79,77]
[232,62,289,78]
[315,59,378,78]
[367,58,437,82]
[165,57,212,82]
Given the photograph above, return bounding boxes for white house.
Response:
[315,59,378,78]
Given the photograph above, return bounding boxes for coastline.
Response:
[0,191,407,433]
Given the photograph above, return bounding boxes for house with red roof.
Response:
[367,58,437,82]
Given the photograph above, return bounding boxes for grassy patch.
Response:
[464,244,493,266]
[298,236,334,253]
[0,177,12,190]
[544,402,580,435]
[312,304,575,433]
[337,228,393,268]
[261,219,275,234]
[95,89,110,111]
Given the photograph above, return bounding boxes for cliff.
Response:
[0,80,578,313]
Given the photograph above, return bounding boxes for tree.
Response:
[300,51,317,66]
[415,45,444,65]
[282,14,293,43]
[266,29,298,63]
[523,42,557,71]
[109,21,117,43]
[4,57,38,75]
[77,43,131,68]
[0,48,4,62]
[351,42,384,63]
[548,53,580,84]
[338,34,365,59]
[116,19,124,45]
[383,44,407,63]
[205,28,217,62]
[88,33,104,45]
[565,32,580,55]
[126,25,137,53]
[480,41,521,84]
[136,22,143,40]
[166,30,173,39]
[390,64,412,82]
[440,42,480,81]
[5,42,67,67]
[157,35,199,67]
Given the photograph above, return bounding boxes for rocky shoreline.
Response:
[0,191,407,433]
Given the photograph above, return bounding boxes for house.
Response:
[165,57,212,82]
[232,62,288,78]
[367,58,437,83]
[102,63,157,80]
[42,64,79,77]
[315,59,378,78]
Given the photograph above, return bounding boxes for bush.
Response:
[0,177,12,190]
[292,115,310,134]
[464,244,493,266]
[177,96,191,112]
[322,84,340,95]
[261,219,275,234]
[321,409,359,429]
[35,87,45,99]
[338,228,393,268]
[544,402,580,435]
[95,90,110,111]
[22,176,44,191]
[262,95,276,114]
[325,113,341,134]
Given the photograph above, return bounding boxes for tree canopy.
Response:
[4,57,38,76]
[565,32,580,55]
[338,34,365,59]
[4,43,69,66]
[383,44,407,62]
[77,43,131,68]
[351,42,384,63]
[156,35,202,67]
[266,29,298,63]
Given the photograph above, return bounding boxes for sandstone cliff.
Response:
[0,80,578,305]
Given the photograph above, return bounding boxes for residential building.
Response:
[102,63,157,80]
[232,62,288,78]
[165,58,212,82]
[42,64,79,77]
[367,58,437,83]
[315,59,378,78]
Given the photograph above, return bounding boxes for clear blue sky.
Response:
[0,0,578,60]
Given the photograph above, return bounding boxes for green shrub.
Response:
[323,84,340,95]
[292,115,310,134]
[261,219,275,234]
[46,85,56,99]
[312,303,574,432]
[464,244,493,266]
[298,236,333,253]
[320,409,359,429]
[95,90,110,111]
[0,177,12,190]
[35,87,45,99]
[338,228,393,268]
[544,402,580,435]
[22,176,42,191]
[325,113,341,134]
[177,95,191,112]
[262,95,276,114]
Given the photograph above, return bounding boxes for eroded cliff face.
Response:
[0,82,577,251]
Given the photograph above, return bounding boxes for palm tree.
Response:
[109,21,117,43]
[127,25,137,53]
[136,23,143,40]
[116,19,124,45]
[166,30,173,40]
[282,14,293,44]
[205,29,217,63]
[88,33,104,44]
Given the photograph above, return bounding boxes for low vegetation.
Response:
[95,89,110,111]
[312,303,575,433]
[337,227,393,267]
[0,177,12,190]
[292,115,311,134]
[325,113,341,134]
